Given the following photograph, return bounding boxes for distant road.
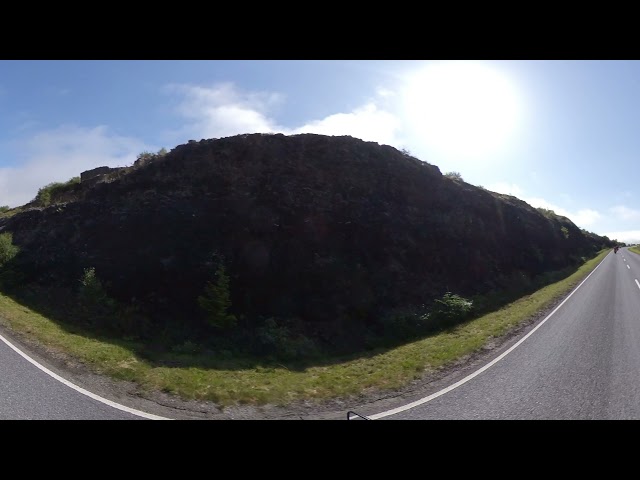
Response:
[372,247,640,420]
[0,333,166,420]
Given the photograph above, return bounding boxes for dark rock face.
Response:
[80,166,123,187]
[0,133,612,331]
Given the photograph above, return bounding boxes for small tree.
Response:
[78,267,116,314]
[0,232,19,267]
[198,265,237,330]
[445,171,463,181]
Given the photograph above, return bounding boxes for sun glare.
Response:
[401,61,521,160]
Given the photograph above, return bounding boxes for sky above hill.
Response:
[0,60,638,243]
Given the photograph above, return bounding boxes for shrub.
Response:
[78,267,117,320]
[0,232,19,267]
[0,232,22,288]
[34,177,80,207]
[254,317,319,359]
[445,171,463,181]
[378,307,430,340]
[432,292,473,325]
[198,265,237,330]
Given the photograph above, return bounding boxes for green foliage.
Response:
[136,151,155,162]
[78,266,151,337]
[379,307,431,340]
[134,148,167,168]
[537,207,556,217]
[445,171,463,181]
[78,267,117,318]
[197,265,237,330]
[0,232,19,268]
[0,233,23,289]
[0,206,10,213]
[35,186,53,206]
[255,317,319,360]
[560,226,569,239]
[433,292,473,323]
[378,292,474,342]
[34,177,80,207]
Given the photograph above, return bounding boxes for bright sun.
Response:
[401,61,521,160]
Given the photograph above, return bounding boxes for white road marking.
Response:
[0,332,170,420]
[636,279,640,290]
[368,252,610,420]
[628,265,631,269]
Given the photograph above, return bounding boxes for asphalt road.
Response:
[372,247,640,420]
[2,247,638,420]
[0,333,162,420]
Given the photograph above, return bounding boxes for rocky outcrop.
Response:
[80,166,123,187]
[0,133,614,337]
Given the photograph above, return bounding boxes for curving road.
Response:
[3,247,639,420]
[0,333,168,420]
[370,247,640,420]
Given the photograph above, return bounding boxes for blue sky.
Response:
[0,60,638,243]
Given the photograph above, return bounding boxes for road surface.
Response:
[370,247,640,420]
[0,332,167,420]
[2,247,637,420]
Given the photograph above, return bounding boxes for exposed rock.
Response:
[80,166,123,187]
[0,133,614,346]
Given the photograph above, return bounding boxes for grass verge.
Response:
[0,249,610,407]
[629,246,640,256]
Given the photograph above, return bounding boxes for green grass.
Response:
[0,249,610,407]
[629,246,640,256]
[0,206,24,219]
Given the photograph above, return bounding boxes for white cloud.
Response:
[603,230,640,244]
[166,82,403,148]
[525,197,570,215]
[570,209,602,227]
[164,82,283,141]
[0,125,151,207]
[611,205,640,221]
[291,103,401,145]
[521,197,601,228]
[482,184,602,229]
[376,87,396,98]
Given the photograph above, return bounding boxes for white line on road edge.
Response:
[0,333,170,420]
[628,265,631,269]
[636,279,640,290]
[368,251,611,420]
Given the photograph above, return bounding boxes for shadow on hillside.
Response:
[0,259,588,374]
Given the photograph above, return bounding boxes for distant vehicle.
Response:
[614,246,619,254]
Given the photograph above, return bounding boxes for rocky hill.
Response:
[0,133,615,355]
